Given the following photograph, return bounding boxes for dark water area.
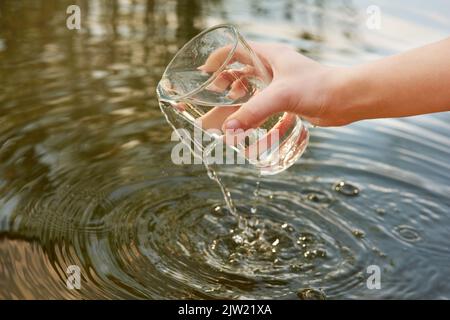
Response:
[0,0,449,299]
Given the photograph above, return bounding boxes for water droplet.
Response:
[314,249,327,258]
[232,234,244,244]
[303,249,327,259]
[207,170,215,180]
[253,181,260,196]
[228,252,241,265]
[333,181,360,196]
[297,288,326,300]
[250,207,257,214]
[272,238,280,246]
[281,223,294,232]
[297,233,315,244]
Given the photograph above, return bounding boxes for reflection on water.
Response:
[0,0,449,299]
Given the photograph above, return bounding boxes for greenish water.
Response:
[0,0,449,299]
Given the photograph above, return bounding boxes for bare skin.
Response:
[212,38,450,131]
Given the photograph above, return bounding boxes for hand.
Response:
[218,42,347,130]
[201,38,450,132]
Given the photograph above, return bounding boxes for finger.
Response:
[207,65,256,93]
[222,82,289,131]
[206,69,236,92]
[197,106,240,131]
[227,76,250,100]
[201,44,264,73]
[199,45,233,73]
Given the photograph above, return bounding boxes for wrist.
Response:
[328,65,378,125]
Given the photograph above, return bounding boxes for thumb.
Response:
[222,83,288,131]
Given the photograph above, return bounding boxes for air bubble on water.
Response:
[393,225,421,242]
[333,181,360,196]
[307,193,320,202]
[297,288,326,300]
[352,229,365,238]
[271,238,280,246]
[297,242,307,248]
[250,207,257,214]
[297,233,314,244]
[314,249,327,258]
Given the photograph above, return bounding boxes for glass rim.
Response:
[159,23,240,101]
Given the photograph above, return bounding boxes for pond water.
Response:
[0,0,449,299]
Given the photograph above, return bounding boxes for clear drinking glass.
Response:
[157,24,309,175]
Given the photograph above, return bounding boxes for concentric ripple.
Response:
[1,114,450,298]
[5,148,449,299]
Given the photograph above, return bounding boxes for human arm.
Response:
[221,38,450,130]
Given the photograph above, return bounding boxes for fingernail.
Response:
[224,119,242,130]
[197,65,206,71]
